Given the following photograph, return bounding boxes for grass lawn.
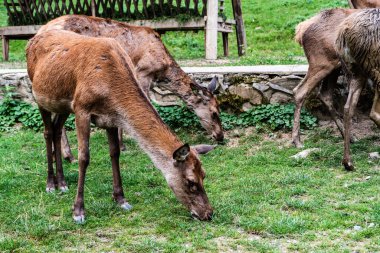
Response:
[0,0,350,64]
[0,127,379,252]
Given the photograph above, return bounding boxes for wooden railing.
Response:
[4,0,208,26]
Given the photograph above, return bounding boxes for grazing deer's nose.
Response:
[205,210,213,220]
[213,132,224,143]
[191,209,213,221]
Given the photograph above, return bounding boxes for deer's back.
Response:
[27,30,137,114]
[298,8,358,63]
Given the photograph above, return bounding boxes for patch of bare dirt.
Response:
[318,115,379,140]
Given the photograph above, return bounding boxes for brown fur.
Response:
[336,8,380,170]
[292,8,360,147]
[38,15,223,141]
[27,30,213,221]
[293,4,380,148]
[348,0,380,8]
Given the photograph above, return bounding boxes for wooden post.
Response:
[205,0,218,60]
[232,0,246,56]
[222,33,229,57]
[2,36,9,61]
[91,0,96,16]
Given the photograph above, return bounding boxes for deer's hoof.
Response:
[121,202,133,211]
[292,140,304,149]
[342,161,355,171]
[350,135,358,143]
[59,186,69,192]
[73,215,85,224]
[46,186,55,193]
[65,157,77,164]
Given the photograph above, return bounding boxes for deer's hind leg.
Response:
[107,128,132,210]
[292,65,336,148]
[370,82,380,127]
[342,74,365,171]
[318,70,357,142]
[39,108,56,192]
[61,128,76,163]
[53,114,70,192]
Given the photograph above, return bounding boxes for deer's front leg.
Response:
[118,128,126,151]
[107,128,132,211]
[72,113,91,223]
[39,108,56,192]
[342,75,364,171]
[53,114,70,192]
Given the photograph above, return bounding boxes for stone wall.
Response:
[0,71,373,117]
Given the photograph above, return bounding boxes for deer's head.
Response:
[168,144,213,220]
[190,77,224,142]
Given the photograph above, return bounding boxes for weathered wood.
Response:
[232,0,246,56]
[222,32,228,57]
[205,0,218,60]
[2,36,9,61]
[1,0,244,60]
[91,0,96,16]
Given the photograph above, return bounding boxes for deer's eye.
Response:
[188,180,198,192]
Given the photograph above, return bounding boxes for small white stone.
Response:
[73,215,85,224]
[369,152,380,160]
[291,148,320,159]
[121,202,133,211]
[353,225,362,231]
[60,186,69,192]
[46,187,55,193]
[368,223,375,228]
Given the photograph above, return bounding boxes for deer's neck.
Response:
[114,89,182,174]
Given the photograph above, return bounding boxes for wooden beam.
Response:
[2,35,9,61]
[128,18,234,32]
[205,0,218,60]
[91,0,96,16]
[222,32,229,57]
[0,25,42,36]
[232,0,246,56]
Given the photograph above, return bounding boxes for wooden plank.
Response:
[222,32,228,57]
[205,0,218,60]
[2,36,10,61]
[0,25,42,36]
[128,18,233,32]
[0,18,233,36]
[232,0,246,56]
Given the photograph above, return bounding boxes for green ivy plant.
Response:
[0,88,317,132]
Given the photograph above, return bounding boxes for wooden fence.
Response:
[5,0,208,26]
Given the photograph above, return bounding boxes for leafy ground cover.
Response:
[0,0,349,64]
[0,125,379,252]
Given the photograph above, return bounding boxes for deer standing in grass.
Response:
[336,8,380,170]
[27,30,213,222]
[292,8,359,148]
[38,15,224,162]
[292,2,380,148]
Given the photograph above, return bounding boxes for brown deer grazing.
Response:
[38,15,224,161]
[336,8,380,170]
[292,8,358,148]
[348,0,380,8]
[27,30,213,222]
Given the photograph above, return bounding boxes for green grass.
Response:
[0,127,379,252]
[0,0,349,64]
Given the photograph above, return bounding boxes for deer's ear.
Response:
[173,144,190,161]
[208,76,218,93]
[191,144,216,155]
